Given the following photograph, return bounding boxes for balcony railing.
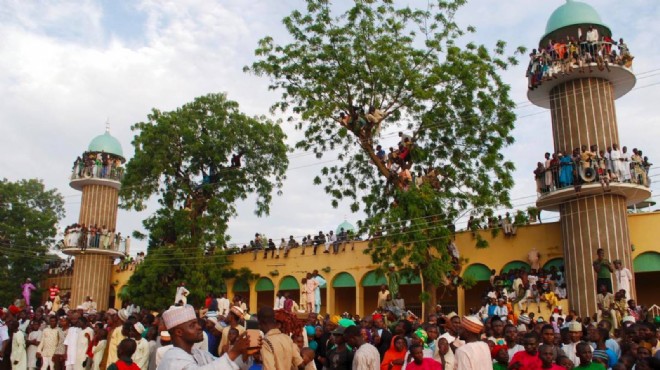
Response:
[534,156,650,196]
[70,166,124,182]
[61,229,129,254]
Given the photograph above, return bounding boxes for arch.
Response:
[255,277,274,292]
[543,258,564,271]
[233,279,249,292]
[279,275,300,290]
[501,261,531,274]
[361,270,388,287]
[634,252,660,273]
[463,264,491,281]
[400,274,421,285]
[332,272,356,288]
[118,285,129,300]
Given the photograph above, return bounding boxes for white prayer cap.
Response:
[118,309,129,322]
[162,305,197,330]
[133,322,145,334]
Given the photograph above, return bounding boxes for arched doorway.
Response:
[232,279,250,307]
[462,264,491,313]
[361,270,388,314]
[332,272,356,315]
[108,285,117,309]
[543,258,564,273]
[255,277,275,310]
[501,261,531,274]
[400,273,422,318]
[279,275,301,305]
[633,252,660,306]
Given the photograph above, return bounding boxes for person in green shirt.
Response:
[492,344,508,370]
[592,249,614,293]
[573,342,605,370]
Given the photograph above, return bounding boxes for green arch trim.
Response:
[543,258,564,271]
[233,279,249,292]
[255,277,275,292]
[279,276,300,290]
[332,272,357,288]
[463,264,491,281]
[362,270,388,287]
[401,274,421,285]
[634,252,660,273]
[501,261,531,274]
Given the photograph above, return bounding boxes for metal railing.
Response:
[534,157,650,196]
[61,230,128,254]
[70,165,124,182]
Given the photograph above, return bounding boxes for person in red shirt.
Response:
[107,338,140,370]
[405,344,442,370]
[510,332,542,370]
[540,345,565,370]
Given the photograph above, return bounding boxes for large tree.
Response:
[120,93,288,308]
[0,179,64,305]
[247,0,523,312]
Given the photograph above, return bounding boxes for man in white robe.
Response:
[156,305,251,370]
[614,260,633,300]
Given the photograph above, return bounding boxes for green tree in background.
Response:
[120,93,289,308]
[0,179,64,305]
[247,0,523,312]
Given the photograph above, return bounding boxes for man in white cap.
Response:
[563,321,583,366]
[106,309,129,366]
[157,305,251,370]
[131,322,150,370]
[454,316,491,370]
[217,307,245,355]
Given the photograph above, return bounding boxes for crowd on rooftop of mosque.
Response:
[534,144,652,195]
[2,243,659,370]
[527,26,634,89]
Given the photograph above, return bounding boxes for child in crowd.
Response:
[574,342,605,370]
[107,338,139,370]
[491,345,509,370]
[539,345,564,370]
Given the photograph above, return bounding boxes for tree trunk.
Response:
[423,278,438,320]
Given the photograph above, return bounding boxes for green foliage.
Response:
[248,0,521,307]
[0,179,64,305]
[122,246,231,309]
[120,93,288,306]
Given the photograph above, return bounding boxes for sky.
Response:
[2,0,659,257]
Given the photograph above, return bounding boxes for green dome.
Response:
[544,0,609,37]
[88,131,124,158]
[336,220,355,235]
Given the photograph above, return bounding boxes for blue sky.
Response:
[1,0,659,256]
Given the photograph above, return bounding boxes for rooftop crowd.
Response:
[527,26,634,89]
[535,144,652,195]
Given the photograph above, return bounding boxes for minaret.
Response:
[63,127,126,309]
[528,1,648,316]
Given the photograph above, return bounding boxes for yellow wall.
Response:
[46,212,660,315]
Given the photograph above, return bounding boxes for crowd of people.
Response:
[527,26,634,89]
[232,228,359,259]
[71,151,124,182]
[1,285,658,370]
[535,144,652,195]
[60,224,130,254]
